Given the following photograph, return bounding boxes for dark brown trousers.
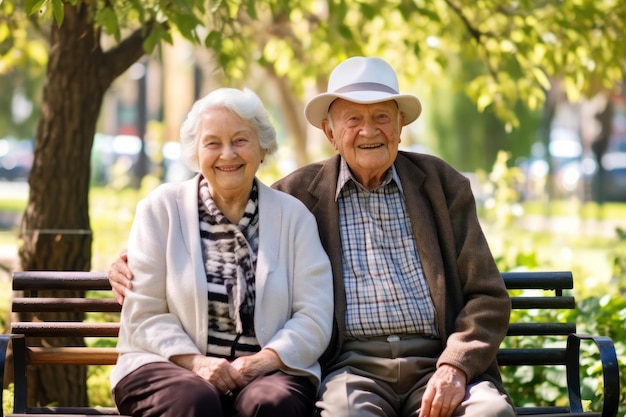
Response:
[114,362,316,417]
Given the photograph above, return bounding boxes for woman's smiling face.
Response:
[197,106,265,201]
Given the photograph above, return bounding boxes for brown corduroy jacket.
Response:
[272,151,511,392]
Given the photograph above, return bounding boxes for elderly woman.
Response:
[109,88,334,417]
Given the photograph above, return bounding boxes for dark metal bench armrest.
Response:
[0,335,8,417]
[566,333,620,417]
[1,334,27,417]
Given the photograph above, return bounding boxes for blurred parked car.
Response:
[91,133,150,187]
[161,141,193,182]
[600,151,626,202]
[548,127,585,198]
[0,137,33,181]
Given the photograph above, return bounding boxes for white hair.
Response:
[179,88,278,172]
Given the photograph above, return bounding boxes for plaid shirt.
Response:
[336,159,437,339]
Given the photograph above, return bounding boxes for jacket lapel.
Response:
[395,154,447,337]
[177,175,210,336]
[307,156,347,337]
[254,181,278,309]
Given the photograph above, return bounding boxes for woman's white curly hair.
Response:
[179,88,278,172]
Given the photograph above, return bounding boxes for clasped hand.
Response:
[172,348,283,396]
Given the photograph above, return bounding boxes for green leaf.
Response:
[207,0,223,13]
[175,13,203,43]
[245,0,257,20]
[51,0,64,27]
[96,7,120,42]
[338,24,352,39]
[204,30,222,50]
[476,92,493,112]
[25,0,47,16]
[143,28,160,53]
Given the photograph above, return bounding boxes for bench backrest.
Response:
[498,270,575,367]
[12,270,577,364]
[11,271,121,366]
[7,270,580,416]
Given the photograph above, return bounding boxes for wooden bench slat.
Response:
[12,271,111,291]
[510,296,575,310]
[516,408,570,415]
[497,347,566,366]
[3,270,618,417]
[7,406,125,416]
[11,322,120,338]
[12,298,122,313]
[27,347,118,365]
[501,271,573,290]
[507,322,576,336]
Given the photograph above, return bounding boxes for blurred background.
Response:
[1,0,626,413]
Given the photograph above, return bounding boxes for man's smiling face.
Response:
[322,99,404,190]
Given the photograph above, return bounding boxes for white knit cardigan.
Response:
[110,175,334,390]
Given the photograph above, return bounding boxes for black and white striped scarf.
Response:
[198,177,259,335]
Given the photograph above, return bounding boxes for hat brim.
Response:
[304,91,422,129]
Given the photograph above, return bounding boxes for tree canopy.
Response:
[2,0,625,131]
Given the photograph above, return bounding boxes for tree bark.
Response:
[591,95,614,205]
[264,64,310,166]
[17,3,146,407]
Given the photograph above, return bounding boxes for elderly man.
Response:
[109,57,515,417]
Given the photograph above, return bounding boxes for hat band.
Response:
[333,82,398,95]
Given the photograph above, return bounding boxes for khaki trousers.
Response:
[317,336,515,417]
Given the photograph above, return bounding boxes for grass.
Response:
[523,199,626,220]
[1,183,623,302]
[1,183,625,276]
[0,180,156,272]
[89,186,148,271]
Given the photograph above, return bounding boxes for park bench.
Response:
[0,270,620,417]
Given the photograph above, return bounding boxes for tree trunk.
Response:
[16,3,145,407]
[591,95,614,205]
[263,64,310,166]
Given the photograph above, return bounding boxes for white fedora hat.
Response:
[304,56,422,129]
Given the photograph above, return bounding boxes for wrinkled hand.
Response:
[231,348,284,385]
[419,364,467,417]
[172,354,246,395]
[108,249,133,305]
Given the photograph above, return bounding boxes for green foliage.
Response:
[5,0,626,129]
[481,155,626,415]
[572,296,626,413]
[2,383,13,415]
[85,309,117,407]
[499,289,626,414]
[0,1,47,139]
[478,151,525,228]
[0,281,9,333]
[607,227,626,296]
[475,151,541,271]
[87,365,115,408]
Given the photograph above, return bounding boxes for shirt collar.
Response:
[335,157,403,201]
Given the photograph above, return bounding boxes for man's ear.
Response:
[321,119,337,148]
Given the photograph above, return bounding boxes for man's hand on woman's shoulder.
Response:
[108,249,134,305]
